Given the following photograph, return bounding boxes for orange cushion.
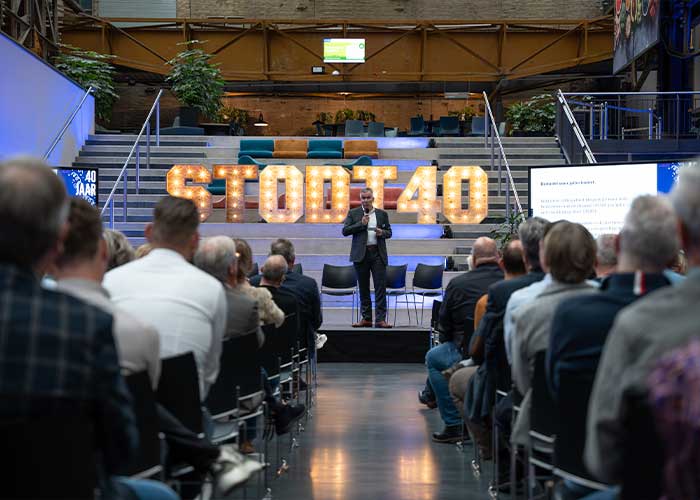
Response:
[344,140,378,158]
[344,151,379,159]
[274,139,308,158]
[273,151,307,158]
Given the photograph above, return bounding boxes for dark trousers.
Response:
[354,246,387,323]
[156,403,219,473]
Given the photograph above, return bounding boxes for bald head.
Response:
[471,237,499,267]
[502,239,526,277]
[0,157,68,270]
[261,254,288,286]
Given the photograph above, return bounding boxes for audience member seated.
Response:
[421,237,503,443]
[344,139,379,158]
[511,221,596,446]
[594,233,618,280]
[585,165,700,486]
[194,236,263,346]
[53,198,260,495]
[0,157,177,500]
[234,238,285,327]
[104,196,227,398]
[104,228,135,271]
[53,199,161,388]
[548,195,677,498]
[449,239,527,459]
[273,139,308,158]
[665,249,688,284]
[647,339,700,500]
[251,238,322,355]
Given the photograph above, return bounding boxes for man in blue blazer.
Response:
[342,187,393,328]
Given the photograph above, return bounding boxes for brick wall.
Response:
[176,0,603,20]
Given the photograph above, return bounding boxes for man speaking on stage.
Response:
[342,187,393,328]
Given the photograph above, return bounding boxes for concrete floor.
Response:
[265,363,494,500]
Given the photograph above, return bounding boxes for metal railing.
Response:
[482,91,523,217]
[43,86,94,161]
[560,91,700,142]
[100,89,162,228]
[556,90,597,164]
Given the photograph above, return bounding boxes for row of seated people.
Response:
[239,139,379,159]
[0,157,322,500]
[419,166,700,500]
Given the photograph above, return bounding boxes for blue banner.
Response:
[54,167,98,206]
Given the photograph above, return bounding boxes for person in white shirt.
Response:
[52,199,161,388]
[103,196,227,398]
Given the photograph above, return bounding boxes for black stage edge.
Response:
[317,326,430,363]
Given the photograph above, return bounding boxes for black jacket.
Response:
[342,207,392,265]
[438,262,504,350]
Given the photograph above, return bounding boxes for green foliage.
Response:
[54,45,118,122]
[216,105,249,124]
[490,211,526,251]
[355,109,376,122]
[165,40,225,120]
[448,106,476,120]
[505,94,556,135]
[316,112,333,123]
[334,108,355,123]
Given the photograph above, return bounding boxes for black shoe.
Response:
[432,424,463,443]
[418,390,437,409]
[274,403,306,435]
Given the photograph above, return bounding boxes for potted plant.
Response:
[490,211,526,251]
[316,112,334,124]
[165,40,225,127]
[356,110,376,122]
[216,105,249,134]
[334,108,356,123]
[505,94,556,136]
[54,45,118,124]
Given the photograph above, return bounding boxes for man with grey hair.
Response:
[546,196,677,497]
[595,233,618,279]
[585,167,700,485]
[195,236,263,345]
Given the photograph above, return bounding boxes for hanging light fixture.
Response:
[254,113,268,127]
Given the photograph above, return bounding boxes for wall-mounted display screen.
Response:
[323,38,365,63]
[529,160,688,236]
[54,167,98,206]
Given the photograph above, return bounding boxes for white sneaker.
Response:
[219,445,265,476]
[315,333,328,349]
[211,451,251,496]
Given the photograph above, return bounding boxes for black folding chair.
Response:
[411,263,444,326]
[157,352,205,437]
[125,370,164,479]
[1,411,97,499]
[429,299,442,347]
[320,264,358,323]
[553,369,611,491]
[527,351,557,498]
[386,264,410,327]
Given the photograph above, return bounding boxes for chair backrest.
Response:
[554,368,597,480]
[470,116,486,135]
[439,115,459,132]
[156,352,204,435]
[410,116,425,132]
[308,139,343,152]
[125,370,162,478]
[292,263,303,274]
[498,121,506,135]
[530,351,557,438]
[431,299,442,328]
[386,264,407,289]
[368,122,385,137]
[247,262,259,278]
[344,120,365,136]
[260,312,297,373]
[413,263,443,290]
[239,139,275,152]
[1,411,97,498]
[206,335,261,417]
[620,391,664,500]
[322,264,357,290]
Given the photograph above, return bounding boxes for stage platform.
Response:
[317,325,430,363]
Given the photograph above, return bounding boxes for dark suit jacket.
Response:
[439,262,504,350]
[342,207,392,265]
[260,284,301,355]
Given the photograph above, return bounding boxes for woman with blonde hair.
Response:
[233,238,284,327]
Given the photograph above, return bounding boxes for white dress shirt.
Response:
[103,248,227,398]
[366,209,377,245]
[56,278,161,388]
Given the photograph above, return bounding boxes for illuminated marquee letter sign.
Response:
[397,166,441,224]
[213,165,259,223]
[259,165,304,223]
[166,164,212,222]
[352,166,398,209]
[442,166,489,224]
[305,166,350,223]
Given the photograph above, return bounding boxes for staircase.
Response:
[75,134,565,311]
